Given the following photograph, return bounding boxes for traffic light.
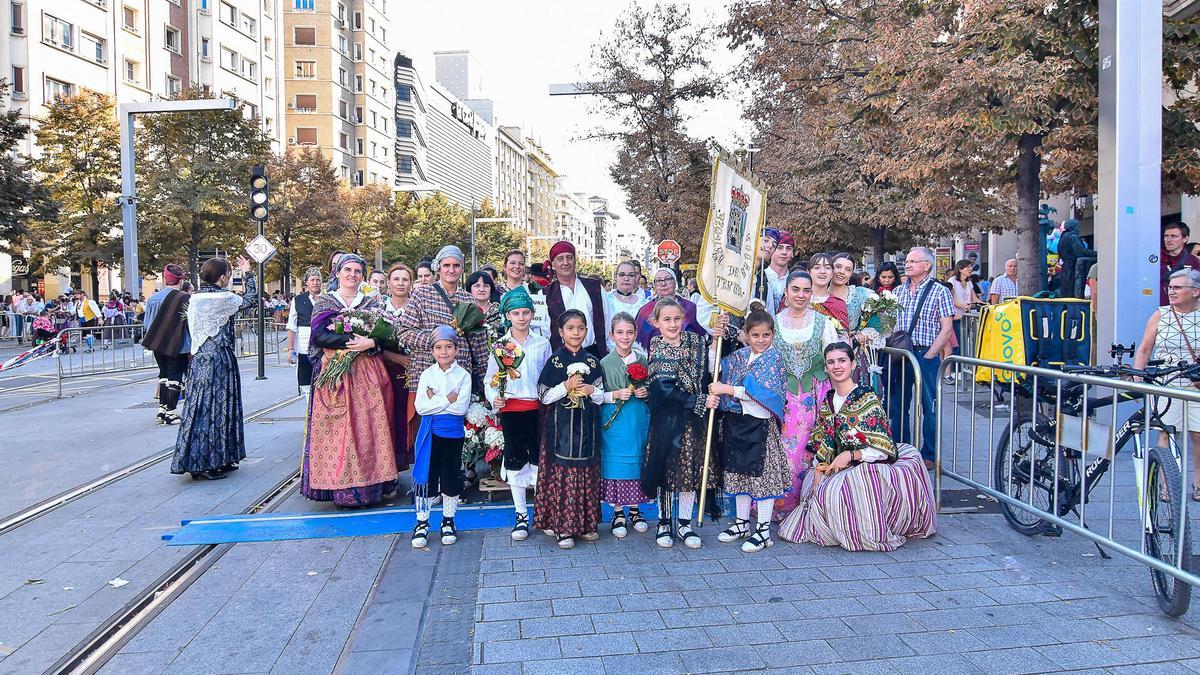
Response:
[249,164,269,223]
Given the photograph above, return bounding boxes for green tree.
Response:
[135,87,271,279]
[31,89,121,297]
[0,79,57,255]
[264,148,346,291]
[383,193,522,270]
[341,181,393,264]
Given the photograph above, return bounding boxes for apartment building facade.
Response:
[283,0,393,186]
[495,125,528,230]
[525,137,556,241]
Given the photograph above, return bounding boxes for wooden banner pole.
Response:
[697,334,723,526]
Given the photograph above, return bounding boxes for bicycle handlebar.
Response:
[1062,361,1200,385]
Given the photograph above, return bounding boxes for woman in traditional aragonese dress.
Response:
[381,263,415,471]
[301,253,399,508]
[534,309,605,550]
[779,342,937,551]
[774,270,838,517]
[172,256,257,480]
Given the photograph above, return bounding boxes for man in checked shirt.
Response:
[889,247,955,468]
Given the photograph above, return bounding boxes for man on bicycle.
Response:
[1134,268,1200,501]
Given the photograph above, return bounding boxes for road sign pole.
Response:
[257,218,266,381]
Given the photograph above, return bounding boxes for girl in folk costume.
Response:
[706,310,792,552]
[809,253,843,328]
[830,253,876,338]
[381,263,416,470]
[172,256,257,481]
[779,343,937,551]
[642,297,717,549]
[535,309,605,550]
[597,312,653,538]
[411,325,472,547]
[775,270,839,517]
[484,286,552,542]
[301,254,399,508]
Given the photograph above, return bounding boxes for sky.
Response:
[389,0,751,238]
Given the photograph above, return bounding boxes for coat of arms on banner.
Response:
[725,186,750,251]
[697,149,769,317]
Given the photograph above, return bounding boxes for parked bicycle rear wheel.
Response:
[994,414,1076,535]
[1144,445,1193,617]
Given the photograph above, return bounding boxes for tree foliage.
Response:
[0,79,56,254]
[31,89,121,296]
[584,2,721,261]
[135,87,271,279]
[383,193,523,271]
[265,147,347,290]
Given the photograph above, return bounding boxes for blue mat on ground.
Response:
[163,501,685,546]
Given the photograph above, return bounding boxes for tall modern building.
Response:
[496,125,528,230]
[433,49,493,125]
[589,195,620,263]
[554,184,594,259]
[283,0,393,186]
[526,137,557,241]
[2,0,284,157]
[393,52,493,207]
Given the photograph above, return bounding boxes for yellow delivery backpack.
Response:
[973,296,1093,385]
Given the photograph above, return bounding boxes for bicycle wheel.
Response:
[994,413,1075,535]
[1144,444,1193,617]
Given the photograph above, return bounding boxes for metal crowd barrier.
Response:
[53,319,286,397]
[935,354,1200,608]
[876,345,925,451]
[0,314,37,342]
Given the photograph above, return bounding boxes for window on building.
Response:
[352,43,362,61]
[354,137,363,154]
[369,79,376,95]
[41,14,73,49]
[380,27,385,42]
[338,99,349,119]
[264,76,274,92]
[293,26,314,45]
[11,66,24,95]
[219,2,236,26]
[338,67,347,86]
[397,84,410,102]
[370,141,377,157]
[244,102,257,118]
[399,155,412,174]
[354,74,362,92]
[201,37,210,59]
[123,6,138,32]
[124,59,140,83]
[165,74,181,97]
[295,93,316,111]
[262,0,271,17]
[397,119,411,138]
[200,0,208,10]
[293,0,314,11]
[44,77,73,101]
[241,58,256,79]
[353,169,364,186]
[294,60,315,78]
[220,47,238,72]
[295,127,318,145]
[352,12,361,29]
[240,14,255,36]
[164,25,181,53]
[264,116,274,134]
[81,32,105,63]
[382,118,387,133]
[354,105,362,122]
[339,132,348,150]
[263,35,272,53]
[10,2,24,34]
[337,35,347,54]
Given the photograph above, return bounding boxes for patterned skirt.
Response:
[601,479,652,506]
[663,420,720,494]
[532,447,602,537]
[778,379,830,516]
[723,418,791,501]
[172,336,245,474]
[777,444,937,552]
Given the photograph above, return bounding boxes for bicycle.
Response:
[992,344,1197,616]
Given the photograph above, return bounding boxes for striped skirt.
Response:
[777,444,936,552]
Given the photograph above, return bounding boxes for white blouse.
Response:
[413,361,472,417]
[483,331,552,404]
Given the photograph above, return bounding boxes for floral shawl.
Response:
[809,385,897,465]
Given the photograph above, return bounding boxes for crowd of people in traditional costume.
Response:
[148,229,939,553]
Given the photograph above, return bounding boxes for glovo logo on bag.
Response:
[975,299,1026,385]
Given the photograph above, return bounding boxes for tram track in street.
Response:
[0,394,303,538]
[46,466,303,675]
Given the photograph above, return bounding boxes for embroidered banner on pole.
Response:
[696,149,769,317]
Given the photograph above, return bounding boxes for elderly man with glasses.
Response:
[889,246,956,467]
[1134,268,1200,501]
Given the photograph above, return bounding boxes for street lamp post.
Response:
[119,99,237,294]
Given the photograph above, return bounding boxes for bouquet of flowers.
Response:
[451,302,486,337]
[464,400,504,465]
[602,362,650,430]
[564,362,592,409]
[489,338,525,400]
[857,290,903,374]
[314,308,397,391]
